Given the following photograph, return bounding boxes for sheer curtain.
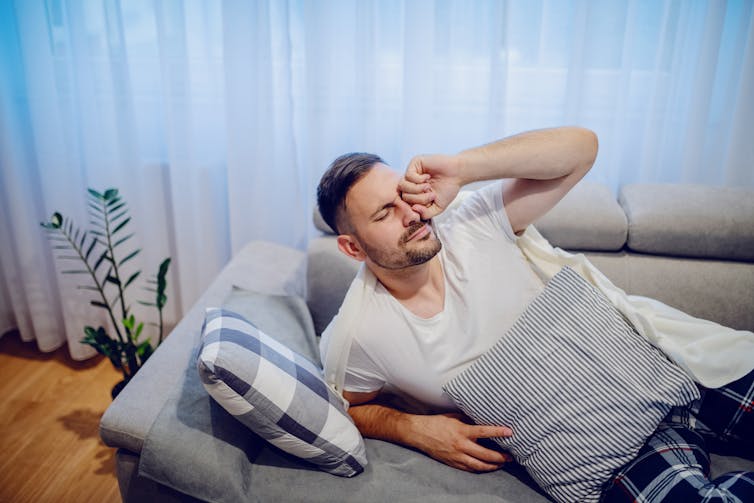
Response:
[1,0,752,358]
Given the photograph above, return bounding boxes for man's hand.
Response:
[399,154,464,220]
[409,412,513,473]
[346,397,513,473]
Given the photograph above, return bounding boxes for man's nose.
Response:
[397,198,421,227]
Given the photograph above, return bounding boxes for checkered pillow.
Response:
[197,308,367,477]
[442,267,699,503]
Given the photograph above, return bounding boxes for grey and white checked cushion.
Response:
[197,308,367,477]
[442,267,700,503]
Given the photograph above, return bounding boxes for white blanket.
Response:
[320,225,754,406]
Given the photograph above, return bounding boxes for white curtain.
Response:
[1,0,752,359]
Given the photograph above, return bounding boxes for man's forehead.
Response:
[346,164,400,215]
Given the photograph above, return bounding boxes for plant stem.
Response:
[60,225,125,344]
[158,304,164,344]
[100,198,129,333]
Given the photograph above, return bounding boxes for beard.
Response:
[359,220,443,270]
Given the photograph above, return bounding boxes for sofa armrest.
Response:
[100,241,306,454]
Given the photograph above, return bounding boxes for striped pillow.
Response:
[197,308,367,477]
[442,267,699,503]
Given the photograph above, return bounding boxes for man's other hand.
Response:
[399,154,464,220]
[410,412,513,472]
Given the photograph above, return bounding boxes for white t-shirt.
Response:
[344,182,545,410]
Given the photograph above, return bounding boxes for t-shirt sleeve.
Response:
[343,338,386,394]
[439,181,518,243]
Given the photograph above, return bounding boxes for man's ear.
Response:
[337,234,366,261]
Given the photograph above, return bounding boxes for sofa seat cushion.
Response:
[443,267,700,503]
[197,307,367,477]
[619,184,754,261]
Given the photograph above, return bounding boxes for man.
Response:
[316,127,754,500]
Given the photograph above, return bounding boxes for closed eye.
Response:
[374,205,393,221]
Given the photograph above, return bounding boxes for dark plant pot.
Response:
[111,378,131,399]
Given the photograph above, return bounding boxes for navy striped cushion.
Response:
[197,308,367,477]
[442,267,699,503]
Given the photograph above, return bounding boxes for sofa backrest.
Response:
[307,182,754,336]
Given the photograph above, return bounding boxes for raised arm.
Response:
[399,127,598,233]
[343,390,513,472]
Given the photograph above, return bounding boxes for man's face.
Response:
[342,164,442,270]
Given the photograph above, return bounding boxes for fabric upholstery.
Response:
[534,181,627,251]
[197,308,367,477]
[443,267,700,503]
[100,241,307,454]
[623,253,754,332]
[619,184,754,261]
[306,236,360,336]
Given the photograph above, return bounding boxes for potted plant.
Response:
[41,188,171,398]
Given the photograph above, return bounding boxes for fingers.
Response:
[412,203,441,221]
[469,424,514,439]
[401,190,435,206]
[398,177,431,196]
[453,454,506,473]
[461,437,513,466]
[404,158,430,183]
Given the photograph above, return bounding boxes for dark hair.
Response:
[317,152,385,234]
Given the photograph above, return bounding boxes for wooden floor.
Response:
[0,331,123,503]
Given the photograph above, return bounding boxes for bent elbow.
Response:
[575,127,598,171]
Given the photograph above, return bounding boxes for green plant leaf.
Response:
[103,188,119,200]
[110,204,127,217]
[122,314,134,332]
[124,271,141,289]
[88,188,104,200]
[51,212,64,228]
[84,238,97,260]
[94,251,110,271]
[62,270,88,274]
[77,285,99,292]
[112,217,131,235]
[88,214,106,226]
[119,249,140,268]
[88,202,104,214]
[106,195,122,207]
[136,340,153,360]
[134,322,144,340]
[89,217,106,230]
[100,266,113,286]
[112,233,133,249]
[137,300,154,306]
[156,258,171,307]
[106,275,121,286]
[90,300,109,310]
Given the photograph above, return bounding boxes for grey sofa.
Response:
[100,182,754,502]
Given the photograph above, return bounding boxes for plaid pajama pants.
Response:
[601,369,754,502]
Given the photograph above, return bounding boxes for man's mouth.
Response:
[402,221,432,244]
